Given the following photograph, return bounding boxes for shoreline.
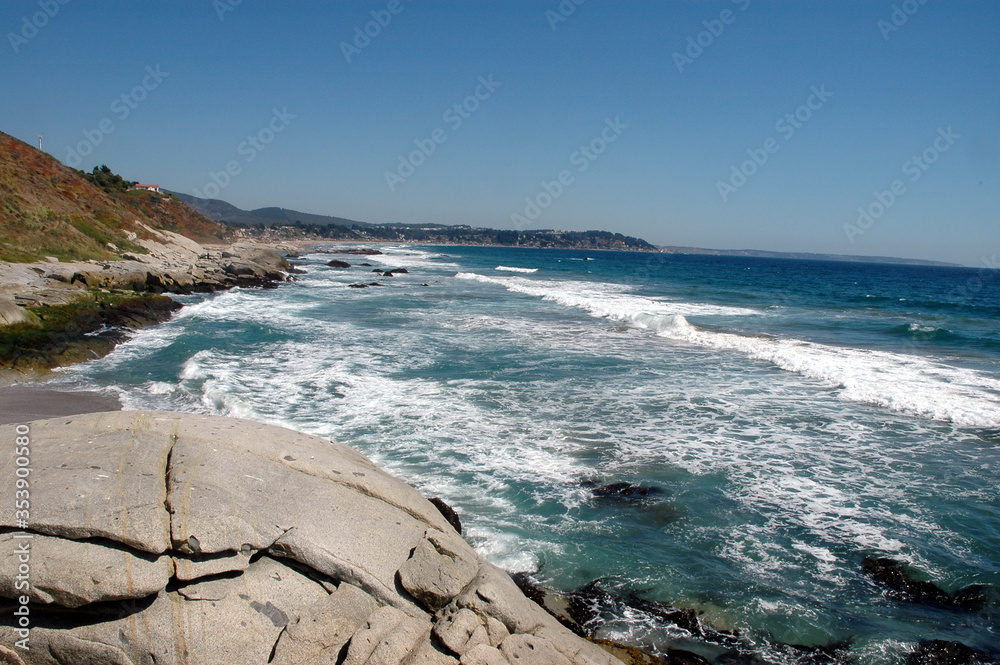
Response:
[0,231,291,384]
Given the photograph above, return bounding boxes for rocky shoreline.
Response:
[0,411,628,665]
[0,226,291,383]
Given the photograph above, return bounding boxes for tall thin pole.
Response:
[37,134,42,150]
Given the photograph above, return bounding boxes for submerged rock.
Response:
[0,412,625,665]
[326,259,351,268]
[862,558,989,610]
[666,649,713,665]
[906,639,988,665]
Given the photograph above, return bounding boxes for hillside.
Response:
[170,191,365,228]
[0,131,232,263]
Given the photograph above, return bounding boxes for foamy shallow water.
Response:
[58,246,1000,663]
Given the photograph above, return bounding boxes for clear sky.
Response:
[1,1,997,265]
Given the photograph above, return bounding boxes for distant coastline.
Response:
[173,191,962,268]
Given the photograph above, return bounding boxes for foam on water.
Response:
[59,250,1000,663]
[495,265,539,273]
[457,272,1000,428]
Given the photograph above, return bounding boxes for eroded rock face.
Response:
[0,412,624,665]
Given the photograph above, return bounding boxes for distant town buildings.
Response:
[130,183,160,192]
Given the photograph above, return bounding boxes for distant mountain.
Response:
[167,192,658,251]
[657,246,960,267]
[169,192,366,229]
[0,131,230,262]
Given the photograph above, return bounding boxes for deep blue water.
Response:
[57,245,1000,663]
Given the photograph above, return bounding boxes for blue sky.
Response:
[1,1,997,265]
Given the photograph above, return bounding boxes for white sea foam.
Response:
[456,272,1000,428]
[495,265,538,273]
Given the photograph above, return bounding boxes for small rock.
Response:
[398,529,479,611]
[327,260,351,268]
[587,482,663,500]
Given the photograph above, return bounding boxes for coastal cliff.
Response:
[0,411,626,665]
[0,130,290,382]
[0,231,289,382]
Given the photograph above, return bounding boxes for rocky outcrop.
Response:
[0,233,290,380]
[0,412,624,665]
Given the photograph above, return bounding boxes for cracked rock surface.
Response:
[0,411,623,665]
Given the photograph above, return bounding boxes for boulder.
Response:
[327,260,351,268]
[0,412,625,665]
[585,482,663,500]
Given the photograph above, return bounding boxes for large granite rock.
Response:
[0,412,624,665]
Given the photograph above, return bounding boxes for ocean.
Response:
[53,245,1000,663]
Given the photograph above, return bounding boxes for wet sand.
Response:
[0,385,122,425]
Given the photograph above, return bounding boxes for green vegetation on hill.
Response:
[78,165,136,194]
[0,131,232,263]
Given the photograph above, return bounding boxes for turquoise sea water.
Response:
[56,245,999,663]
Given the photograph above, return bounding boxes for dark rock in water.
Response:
[385,268,409,275]
[586,481,663,500]
[429,496,462,534]
[326,260,351,268]
[863,557,950,603]
[286,264,307,275]
[510,571,546,607]
[348,283,369,289]
[951,584,989,611]
[907,640,986,665]
[360,263,372,267]
[382,271,394,277]
[340,248,383,255]
[862,558,989,610]
[284,251,301,258]
[566,580,614,636]
[626,594,703,637]
[716,651,768,665]
[372,269,384,274]
[779,640,852,664]
[667,648,713,665]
